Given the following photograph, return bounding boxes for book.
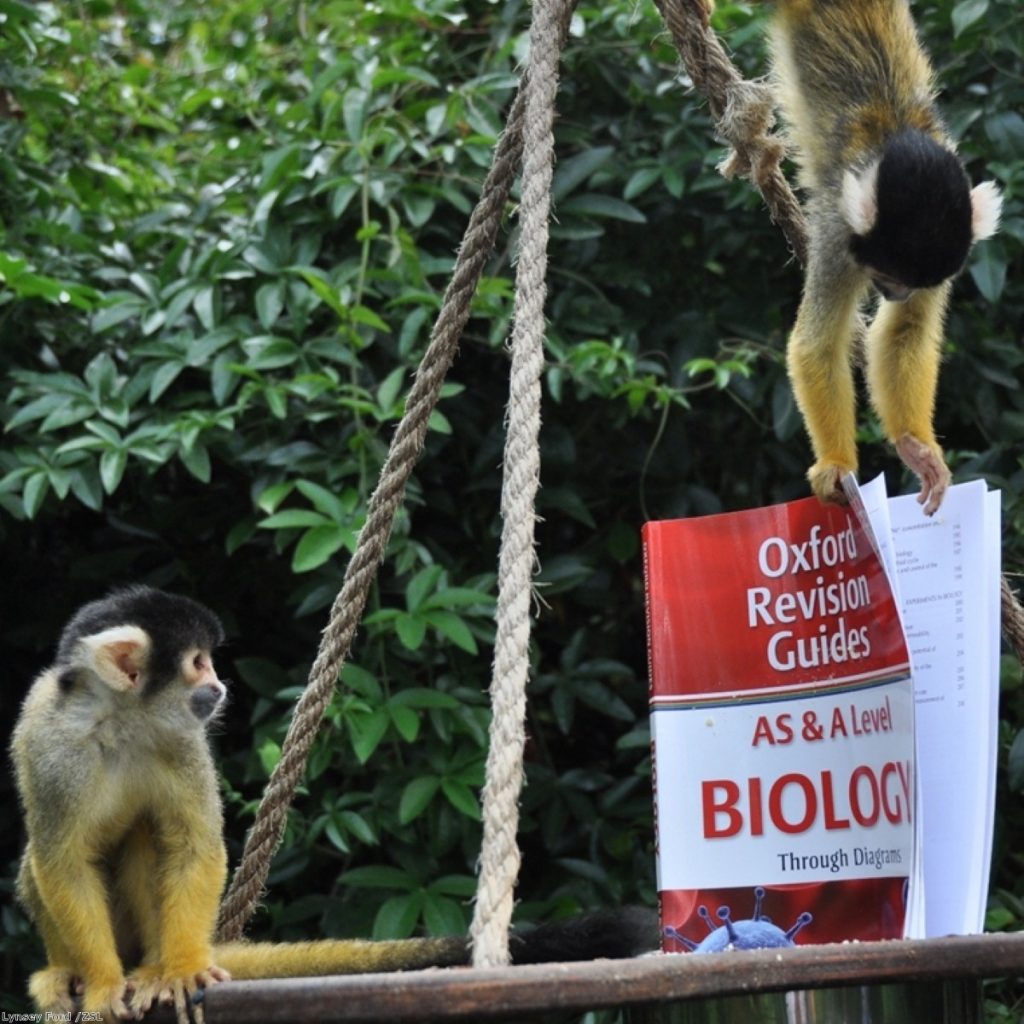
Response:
[644,476,1000,952]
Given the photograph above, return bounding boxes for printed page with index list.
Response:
[860,477,1001,938]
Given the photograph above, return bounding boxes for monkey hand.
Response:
[894,434,950,517]
[127,963,231,1024]
[807,460,853,506]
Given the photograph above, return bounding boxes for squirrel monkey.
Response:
[11,586,656,1023]
[756,0,1002,514]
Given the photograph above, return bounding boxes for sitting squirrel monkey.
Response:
[741,0,1002,514]
[12,586,655,1022]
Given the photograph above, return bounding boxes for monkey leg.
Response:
[126,826,229,1024]
[786,264,865,504]
[24,900,81,1013]
[17,850,80,1012]
[112,818,163,969]
[28,847,131,1019]
[865,284,952,516]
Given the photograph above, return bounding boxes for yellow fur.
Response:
[770,0,942,189]
[785,257,865,478]
[11,607,475,1022]
[732,0,987,513]
[865,284,949,445]
[214,937,466,979]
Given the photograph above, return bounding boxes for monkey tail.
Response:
[214,937,467,979]
[213,907,658,978]
[509,906,659,964]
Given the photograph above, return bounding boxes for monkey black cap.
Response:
[849,130,974,290]
[57,584,225,690]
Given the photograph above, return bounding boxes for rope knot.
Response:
[716,78,782,184]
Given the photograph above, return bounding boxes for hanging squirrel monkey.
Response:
[711,0,1002,514]
[11,586,656,1023]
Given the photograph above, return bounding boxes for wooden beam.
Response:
[154,933,1024,1023]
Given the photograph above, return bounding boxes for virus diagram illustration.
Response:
[664,886,813,953]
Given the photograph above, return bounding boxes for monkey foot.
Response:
[807,460,853,507]
[28,966,80,1015]
[80,979,135,1020]
[894,434,950,517]
[127,964,230,1024]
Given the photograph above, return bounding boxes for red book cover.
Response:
[643,495,914,953]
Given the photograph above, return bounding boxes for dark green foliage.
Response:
[0,0,1021,1017]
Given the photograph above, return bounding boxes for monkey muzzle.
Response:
[190,681,227,721]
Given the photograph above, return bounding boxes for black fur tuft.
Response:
[56,585,224,692]
[509,906,659,964]
[56,668,78,694]
[849,129,973,289]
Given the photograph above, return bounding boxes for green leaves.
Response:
[397,763,482,824]
[364,568,494,654]
[339,866,475,939]
[970,242,1008,304]
[257,481,361,573]
[0,252,101,310]
[951,0,988,37]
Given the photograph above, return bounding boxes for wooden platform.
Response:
[161,932,1024,1023]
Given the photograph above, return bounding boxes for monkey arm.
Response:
[786,251,867,504]
[864,283,952,515]
[153,833,227,976]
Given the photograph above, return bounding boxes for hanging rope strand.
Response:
[655,0,809,263]
[1002,577,1024,665]
[470,0,569,968]
[218,47,543,941]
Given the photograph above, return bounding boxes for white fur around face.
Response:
[971,180,1003,242]
[840,161,880,237]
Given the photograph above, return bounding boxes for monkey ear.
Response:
[77,626,151,692]
[970,181,1002,242]
[840,162,880,237]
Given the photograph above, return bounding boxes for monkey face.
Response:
[58,586,228,731]
[183,649,227,722]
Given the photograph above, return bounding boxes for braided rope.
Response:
[654,0,808,263]
[1002,577,1024,666]
[217,66,531,943]
[217,0,580,945]
[469,0,569,968]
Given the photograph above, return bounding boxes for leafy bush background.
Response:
[0,0,1022,1017]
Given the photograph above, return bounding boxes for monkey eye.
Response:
[193,652,206,671]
